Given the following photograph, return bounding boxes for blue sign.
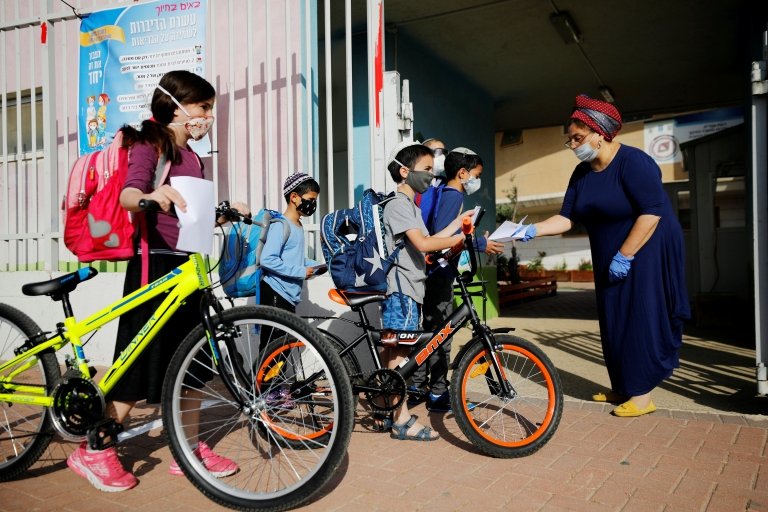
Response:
[78,0,207,155]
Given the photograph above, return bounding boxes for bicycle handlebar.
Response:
[137,199,252,225]
[425,208,483,282]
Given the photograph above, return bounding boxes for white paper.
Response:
[471,205,482,226]
[171,176,215,254]
[488,220,528,243]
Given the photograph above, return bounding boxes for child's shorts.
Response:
[381,292,421,330]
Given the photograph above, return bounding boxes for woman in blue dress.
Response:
[517,94,690,417]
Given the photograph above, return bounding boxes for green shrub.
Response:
[527,251,546,272]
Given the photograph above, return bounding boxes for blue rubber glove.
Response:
[608,251,633,282]
[518,224,537,242]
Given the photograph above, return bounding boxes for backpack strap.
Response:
[138,153,179,286]
[272,216,292,254]
[278,217,291,245]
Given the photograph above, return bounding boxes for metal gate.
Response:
[0,0,398,273]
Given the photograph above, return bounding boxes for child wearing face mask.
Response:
[378,141,473,441]
[67,70,247,492]
[408,147,504,412]
[258,172,323,314]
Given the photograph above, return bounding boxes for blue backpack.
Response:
[417,184,446,234]
[320,189,401,293]
[219,209,291,299]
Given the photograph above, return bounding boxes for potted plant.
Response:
[551,259,570,282]
[520,251,548,279]
[570,258,594,282]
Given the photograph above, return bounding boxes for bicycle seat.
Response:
[21,267,98,297]
[328,289,386,308]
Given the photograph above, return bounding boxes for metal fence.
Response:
[0,0,341,272]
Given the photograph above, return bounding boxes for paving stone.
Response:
[3,286,767,512]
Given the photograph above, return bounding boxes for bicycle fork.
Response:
[475,324,517,400]
[198,290,253,404]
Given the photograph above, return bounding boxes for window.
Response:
[0,88,44,155]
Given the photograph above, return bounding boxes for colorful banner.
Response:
[78,0,207,155]
[643,107,743,164]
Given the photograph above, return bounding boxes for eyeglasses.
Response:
[564,132,594,149]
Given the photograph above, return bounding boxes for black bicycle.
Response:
[275,211,563,458]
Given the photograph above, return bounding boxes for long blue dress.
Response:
[560,145,691,396]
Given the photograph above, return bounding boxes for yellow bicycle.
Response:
[0,202,354,512]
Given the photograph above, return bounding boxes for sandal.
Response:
[390,415,439,442]
[372,412,393,432]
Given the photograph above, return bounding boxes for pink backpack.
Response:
[63,130,171,280]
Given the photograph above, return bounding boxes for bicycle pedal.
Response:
[86,418,124,450]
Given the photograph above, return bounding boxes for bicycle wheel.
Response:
[162,305,354,512]
[316,328,361,380]
[252,328,359,447]
[252,338,337,449]
[316,328,360,403]
[0,303,60,481]
[451,334,563,458]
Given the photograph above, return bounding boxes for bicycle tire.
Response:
[251,338,335,449]
[451,334,563,458]
[162,305,354,512]
[316,328,360,404]
[251,328,361,448]
[0,303,59,481]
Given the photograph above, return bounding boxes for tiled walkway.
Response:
[1,287,766,511]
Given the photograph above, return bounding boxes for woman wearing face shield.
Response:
[516,94,690,418]
[423,138,447,185]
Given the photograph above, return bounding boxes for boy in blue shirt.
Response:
[260,172,322,313]
[409,147,504,412]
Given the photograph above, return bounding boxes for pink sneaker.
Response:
[67,442,138,492]
[169,441,239,477]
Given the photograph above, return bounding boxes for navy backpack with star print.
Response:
[320,189,402,293]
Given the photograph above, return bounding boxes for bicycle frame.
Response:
[309,212,516,398]
[0,253,211,407]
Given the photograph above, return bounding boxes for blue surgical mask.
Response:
[573,134,599,162]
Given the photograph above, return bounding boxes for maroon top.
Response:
[124,141,204,251]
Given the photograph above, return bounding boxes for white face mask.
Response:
[462,173,481,195]
[432,149,446,177]
[157,84,214,141]
[433,154,446,176]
